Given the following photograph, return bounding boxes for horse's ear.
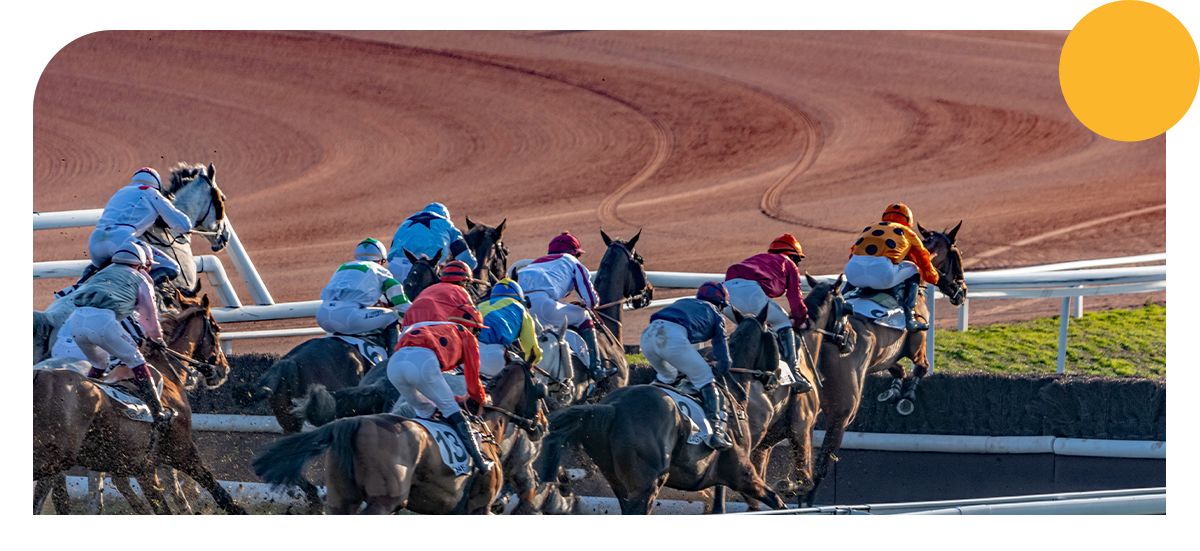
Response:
[805,273,819,290]
[835,273,845,289]
[403,247,418,264]
[465,216,476,230]
[916,222,931,238]
[948,221,962,243]
[628,229,641,249]
[526,347,537,364]
[503,349,514,364]
[757,304,770,324]
[496,219,506,239]
[174,288,184,304]
[201,294,210,309]
[600,229,613,247]
[731,306,745,325]
[558,318,569,339]
[431,249,443,265]
[207,163,215,179]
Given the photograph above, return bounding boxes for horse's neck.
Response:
[595,305,622,344]
[171,181,208,226]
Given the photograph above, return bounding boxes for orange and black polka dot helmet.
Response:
[882,203,913,227]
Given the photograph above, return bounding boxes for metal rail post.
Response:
[1057,296,1071,373]
[958,299,969,331]
[926,287,936,373]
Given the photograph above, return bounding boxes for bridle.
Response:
[925,232,966,305]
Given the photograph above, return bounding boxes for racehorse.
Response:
[400,248,442,301]
[535,305,789,514]
[142,163,231,309]
[253,351,547,514]
[516,230,653,407]
[801,223,966,506]
[722,275,850,511]
[463,216,507,302]
[33,295,242,515]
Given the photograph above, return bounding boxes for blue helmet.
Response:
[422,202,450,220]
[491,278,525,301]
[696,281,729,308]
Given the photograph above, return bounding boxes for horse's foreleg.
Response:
[897,375,923,416]
[807,415,850,506]
[86,471,105,515]
[877,364,906,403]
[34,477,56,515]
[172,445,247,515]
[113,477,155,515]
[710,486,726,514]
[162,468,195,515]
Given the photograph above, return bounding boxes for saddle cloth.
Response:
[410,418,473,477]
[93,366,166,424]
[651,385,712,446]
[563,329,590,369]
[846,287,906,330]
[328,334,388,367]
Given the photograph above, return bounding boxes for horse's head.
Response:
[402,248,442,301]
[596,229,653,309]
[917,221,967,306]
[534,317,576,407]
[486,348,550,442]
[464,216,508,285]
[804,273,854,351]
[161,293,229,389]
[167,162,230,252]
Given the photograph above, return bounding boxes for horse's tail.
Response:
[231,357,296,406]
[535,404,616,483]
[252,417,361,488]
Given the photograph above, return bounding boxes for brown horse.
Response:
[464,216,508,290]
[253,351,546,514]
[33,295,244,515]
[801,223,966,506]
[536,306,788,514]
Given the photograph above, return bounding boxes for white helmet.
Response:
[354,238,387,262]
[111,245,147,268]
[130,167,162,189]
[133,241,158,268]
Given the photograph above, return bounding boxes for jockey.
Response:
[316,238,409,361]
[516,232,614,382]
[386,304,494,475]
[476,278,543,378]
[723,234,813,393]
[844,203,939,331]
[386,202,477,284]
[56,239,178,300]
[641,282,734,450]
[80,168,192,285]
[401,260,474,328]
[65,245,169,422]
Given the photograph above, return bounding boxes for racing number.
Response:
[434,428,469,463]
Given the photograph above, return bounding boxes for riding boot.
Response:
[448,412,494,475]
[903,276,928,332]
[699,383,733,450]
[130,368,169,428]
[382,320,401,360]
[581,327,615,381]
[776,328,813,394]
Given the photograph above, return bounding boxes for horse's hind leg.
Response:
[172,444,247,515]
[359,496,404,515]
[86,471,105,515]
[615,472,668,515]
[34,477,57,515]
[162,468,195,515]
[897,375,923,416]
[113,477,155,515]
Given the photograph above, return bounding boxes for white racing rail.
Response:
[34,210,1165,372]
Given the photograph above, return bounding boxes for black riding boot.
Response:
[581,327,615,381]
[448,411,494,475]
[700,383,733,450]
[132,375,169,426]
[903,276,928,331]
[777,328,813,393]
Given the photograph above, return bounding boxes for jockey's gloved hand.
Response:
[797,320,811,331]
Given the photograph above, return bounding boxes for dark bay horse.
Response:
[464,216,507,299]
[535,306,788,514]
[33,297,243,515]
[401,248,442,301]
[253,351,547,514]
[802,223,966,506]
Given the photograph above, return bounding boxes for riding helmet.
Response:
[440,260,472,283]
[111,245,147,268]
[767,234,805,259]
[882,203,914,227]
[548,232,585,256]
[354,238,387,262]
[696,281,729,308]
[491,278,525,302]
[449,304,489,329]
[130,167,162,189]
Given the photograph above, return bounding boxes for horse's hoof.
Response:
[773,479,797,495]
[877,388,899,403]
[896,399,914,416]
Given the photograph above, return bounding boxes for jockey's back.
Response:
[320,260,407,308]
[516,254,598,307]
[97,181,192,235]
[387,203,476,269]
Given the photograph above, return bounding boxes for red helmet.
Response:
[440,260,472,283]
[696,281,729,308]
[548,232,585,256]
[882,203,913,227]
[767,234,805,259]
[449,304,488,329]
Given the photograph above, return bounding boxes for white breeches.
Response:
[640,319,714,388]
[527,293,590,329]
[387,346,458,419]
[722,278,792,332]
[87,226,137,267]
[845,255,918,290]
[478,342,508,378]
[316,301,399,335]
[66,307,146,369]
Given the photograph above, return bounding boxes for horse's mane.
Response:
[485,357,525,393]
[804,280,834,310]
[163,302,210,344]
[726,316,762,357]
[164,162,207,196]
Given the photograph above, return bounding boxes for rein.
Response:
[482,404,540,432]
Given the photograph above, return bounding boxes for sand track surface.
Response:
[34,31,1164,355]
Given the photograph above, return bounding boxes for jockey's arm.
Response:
[518,310,543,365]
[147,191,193,233]
[710,316,732,376]
[458,331,488,405]
[381,276,410,308]
[134,275,164,342]
[570,258,600,309]
[902,226,940,285]
[783,260,809,325]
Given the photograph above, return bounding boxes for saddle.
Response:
[408,413,494,477]
[92,365,167,423]
[328,333,390,367]
[650,379,747,421]
[845,284,919,331]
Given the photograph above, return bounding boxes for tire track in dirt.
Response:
[965,204,1166,266]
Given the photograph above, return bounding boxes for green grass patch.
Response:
[932,303,1165,378]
